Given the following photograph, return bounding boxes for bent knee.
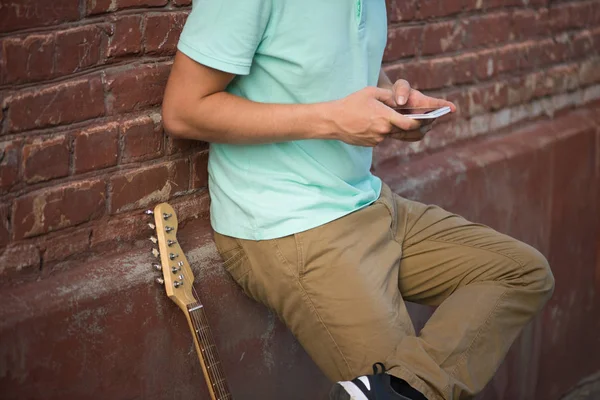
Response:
[519,245,555,298]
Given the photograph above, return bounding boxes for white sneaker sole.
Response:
[337,381,369,400]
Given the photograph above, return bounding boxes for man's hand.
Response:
[326,86,422,147]
[386,79,457,142]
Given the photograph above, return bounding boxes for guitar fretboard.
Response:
[187,302,232,400]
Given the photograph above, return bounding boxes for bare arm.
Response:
[162,52,421,147]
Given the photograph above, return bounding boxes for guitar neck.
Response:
[185,302,232,400]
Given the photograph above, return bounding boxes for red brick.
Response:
[495,43,524,75]
[90,212,150,249]
[55,25,108,76]
[105,63,171,114]
[86,0,168,15]
[172,158,190,194]
[443,89,469,118]
[386,0,418,22]
[0,244,40,278]
[1,34,54,85]
[0,140,21,192]
[422,21,464,56]
[484,0,521,9]
[109,161,189,214]
[464,12,512,48]
[546,64,580,93]
[0,203,10,248]
[7,77,105,133]
[383,25,422,62]
[579,59,600,86]
[417,0,464,19]
[466,82,508,116]
[144,12,188,55]
[191,151,209,189]
[13,179,106,239]
[572,30,595,59]
[0,0,79,33]
[548,2,594,32]
[383,61,421,89]
[121,115,164,163]
[532,38,571,68]
[172,0,191,5]
[22,135,70,184]
[108,15,143,58]
[473,49,497,80]
[511,9,548,40]
[74,123,119,174]
[43,228,91,263]
[453,53,477,85]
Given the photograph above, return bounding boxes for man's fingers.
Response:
[388,109,421,131]
[408,90,457,112]
[392,79,411,106]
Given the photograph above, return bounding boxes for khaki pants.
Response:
[213,184,555,400]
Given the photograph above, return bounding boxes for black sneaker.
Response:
[329,363,413,400]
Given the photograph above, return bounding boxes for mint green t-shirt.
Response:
[178,0,387,240]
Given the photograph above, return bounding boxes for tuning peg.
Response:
[148,223,156,230]
[174,281,183,288]
[149,236,158,244]
[167,239,177,247]
[155,277,165,285]
[165,226,174,233]
[152,263,161,271]
[152,248,160,258]
[144,210,154,216]
[169,253,179,260]
[163,213,172,220]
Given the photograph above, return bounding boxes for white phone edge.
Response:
[404,106,451,120]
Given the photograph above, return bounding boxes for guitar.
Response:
[147,203,232,400]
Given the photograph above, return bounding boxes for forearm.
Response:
[164,91,335,144]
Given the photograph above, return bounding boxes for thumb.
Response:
[392,79,411,106]
[370,87,396,108]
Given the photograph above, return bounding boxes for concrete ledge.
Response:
[1,104,599,399]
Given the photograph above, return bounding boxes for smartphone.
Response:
[394,106,451,120]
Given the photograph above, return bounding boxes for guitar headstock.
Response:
[147,203,196,311]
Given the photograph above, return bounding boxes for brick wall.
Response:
[0,0,599,284]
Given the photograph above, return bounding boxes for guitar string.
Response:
[192,306,229,399]
[191,292,228,399]
[189,305,223,398]
[189,304,224,399]
[189,296,229,399]
[195,308,229,399]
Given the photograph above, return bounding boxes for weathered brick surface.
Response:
[0,0,79,33]
[42,229,91,263]
[104,63,171,114]
[6,77,105,133]
[107,15,143,58]
[109,161,188,214]
[73,123,119,174]
[13,180,106,240]
[121,115,164,163]
[86,0,168,15]
[0,244,40,278]
[22,135,70,184]
[144,12,188,55]
[191,150,209,190]
[55,25,108,76]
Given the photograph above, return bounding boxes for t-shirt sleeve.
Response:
[177,0,272,76]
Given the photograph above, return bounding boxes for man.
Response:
[162,1,555,399]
